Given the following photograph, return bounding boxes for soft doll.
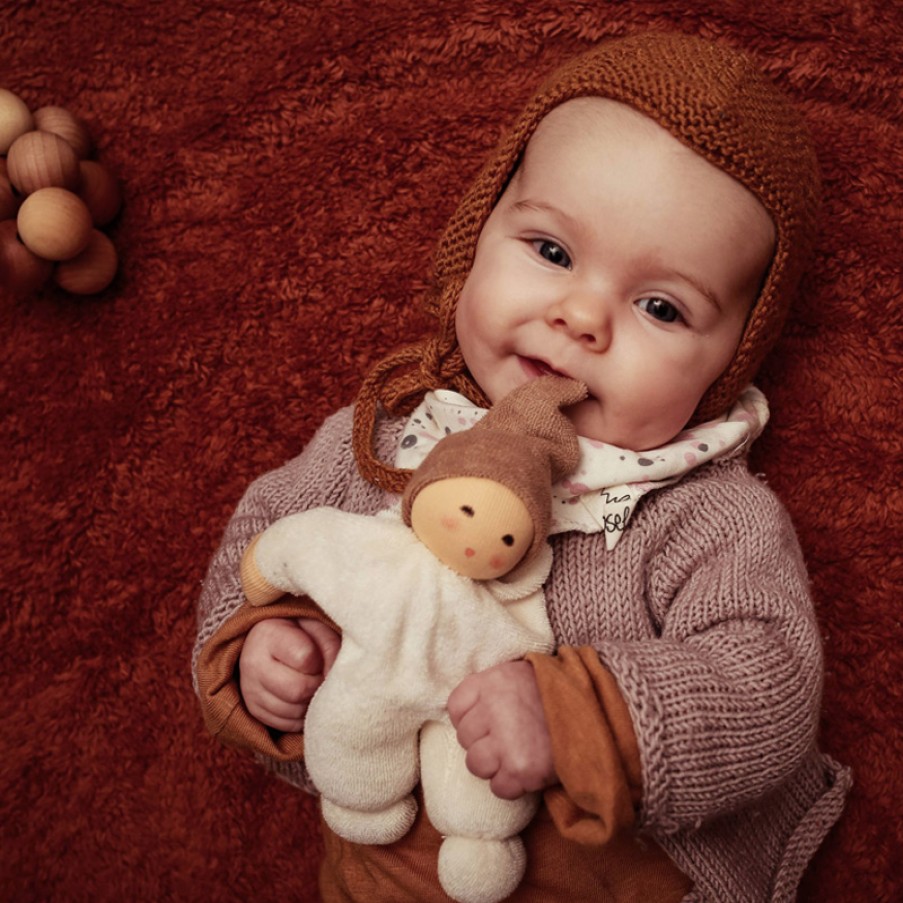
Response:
[239,376,586,903]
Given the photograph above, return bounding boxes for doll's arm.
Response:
[194,407,363,681]
[192,407,373,776]
[239,533,283,606]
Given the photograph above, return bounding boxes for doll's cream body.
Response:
[243,504,554,903]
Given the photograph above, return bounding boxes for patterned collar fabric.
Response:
[395,386,769,549]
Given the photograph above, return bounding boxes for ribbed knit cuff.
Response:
[240,533,285,606]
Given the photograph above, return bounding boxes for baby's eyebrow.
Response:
[510,199,580,232]
[673,269,723,312]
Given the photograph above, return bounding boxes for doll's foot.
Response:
[321,795,417,845]
[438,835,526,903]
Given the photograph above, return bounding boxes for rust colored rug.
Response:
[1,1,900,901]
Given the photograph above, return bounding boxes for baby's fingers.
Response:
[259,618,324,675]
[297,618,341,676]
[245,663,322,732]
[247,691,307,734]
[446,673,481,727]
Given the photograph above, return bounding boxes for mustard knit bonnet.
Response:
[353,31,820,492]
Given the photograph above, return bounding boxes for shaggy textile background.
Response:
[1,1,900,901]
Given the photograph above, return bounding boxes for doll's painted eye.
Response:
[460,505,475,517]
[502,535,515,546]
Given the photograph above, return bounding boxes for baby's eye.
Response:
[638,296,681,324]
[533,240,571,269]
[501,535,515,547]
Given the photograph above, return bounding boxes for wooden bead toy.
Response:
[7,129,81,195]
[1,88,122,296]
[33,106,92,159]
[0,219,53,295]
[54,229,118,294]
[17,187,93,261]
[78,160,122,226]
[0,88,34,154]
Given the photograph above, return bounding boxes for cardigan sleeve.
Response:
[597,471,824,835]
[192,405,391,776]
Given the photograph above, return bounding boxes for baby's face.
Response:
[456,98,775,449]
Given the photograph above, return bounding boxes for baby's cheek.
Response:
[489,553,506,571]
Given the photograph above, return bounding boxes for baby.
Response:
[195,31,849,903]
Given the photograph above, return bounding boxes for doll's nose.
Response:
[546,292,612,351]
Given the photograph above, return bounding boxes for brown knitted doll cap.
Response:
[401,376,586,563]
[430,31,821,423]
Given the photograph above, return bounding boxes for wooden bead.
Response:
[0,88,34,154]
[7,130,81,195]
[17,187,92,261]
[54,229,118,294]
[0,172,21,220]
[33,105,93,159]
[0,219,53,295]
[78,160,122,226]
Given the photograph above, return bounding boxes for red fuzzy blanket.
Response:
[1,2,900,900]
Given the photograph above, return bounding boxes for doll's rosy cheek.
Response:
[441,515,458,530]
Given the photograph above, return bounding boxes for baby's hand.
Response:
[239,617,340,733]
[447,660,557,800]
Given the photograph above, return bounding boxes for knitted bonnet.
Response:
[353,31,821,493]
[401,376,586,565]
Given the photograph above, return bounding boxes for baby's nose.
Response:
[547,292,612,351]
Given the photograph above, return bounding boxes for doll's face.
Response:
[455,98,775,450]
[409,477,534,580]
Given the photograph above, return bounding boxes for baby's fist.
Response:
[447,660,556,800]
[239,617,340,732]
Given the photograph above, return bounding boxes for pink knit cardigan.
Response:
[194,405,850,902]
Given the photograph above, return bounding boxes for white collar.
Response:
[395,385,769,549]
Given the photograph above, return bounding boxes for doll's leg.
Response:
[420,719,539,903]
[305,696,419,845]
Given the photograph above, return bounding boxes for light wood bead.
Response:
[7,130,82,195]
[17,187,93,261]
[0,219,53,295]
[78,160,122,226]
[54,229,118,294]
[0,88,34,154]
[33,106,93,159]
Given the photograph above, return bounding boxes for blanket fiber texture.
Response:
[1,1,900,901]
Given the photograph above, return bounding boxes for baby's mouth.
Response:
[520,357,572,380]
